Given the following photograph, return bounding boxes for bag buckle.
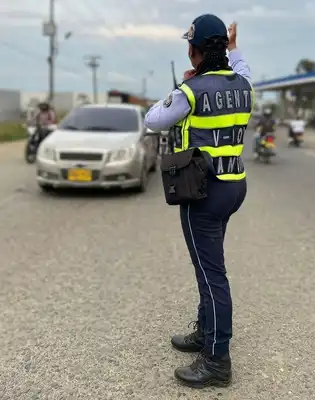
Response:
[168,184,176,194]
[169,165,177,176]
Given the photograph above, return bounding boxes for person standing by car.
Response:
[145,17,254,389]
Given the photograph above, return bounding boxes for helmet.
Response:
[38,102,50,111]
[263,108,272,116]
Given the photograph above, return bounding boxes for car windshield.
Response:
[59,107,140,132]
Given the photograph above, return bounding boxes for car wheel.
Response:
[38,183,55,194]
[136,164,149,193]
[150,157,158,173]
[25,143,36,164]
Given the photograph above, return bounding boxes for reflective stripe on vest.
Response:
[173,70,254,181]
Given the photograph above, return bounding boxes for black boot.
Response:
[174,352,232,389]
[171,321,204,353]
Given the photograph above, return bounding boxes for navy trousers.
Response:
[180,176,247,357]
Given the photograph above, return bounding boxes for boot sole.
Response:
[175,375,232,389]
[171,344,203,353]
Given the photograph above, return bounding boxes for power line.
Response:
[0,39,83,78]
[0,2,155,97]
[84,3,155,96]
[84,55,102,103]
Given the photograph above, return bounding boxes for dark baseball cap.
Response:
[182,14,228,46]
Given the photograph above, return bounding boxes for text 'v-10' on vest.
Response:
[172,71,254,181]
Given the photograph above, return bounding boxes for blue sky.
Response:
[0,0,314,99]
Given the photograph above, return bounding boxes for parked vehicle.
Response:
[36,104,159,193]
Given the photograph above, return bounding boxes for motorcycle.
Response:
[25,124,57,164]
[257,134,276,163]
[288,128,303,147]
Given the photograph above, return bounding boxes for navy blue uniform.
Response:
[145,48,252,358]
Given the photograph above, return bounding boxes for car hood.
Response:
[44,129,140,150]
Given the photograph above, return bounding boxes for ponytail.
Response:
[194,36,231,75]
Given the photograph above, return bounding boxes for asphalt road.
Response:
[1,129,315,400]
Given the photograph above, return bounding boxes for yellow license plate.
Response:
[265,142,275,148]
[67,169,92,182]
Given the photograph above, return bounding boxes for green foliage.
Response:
[296,59,315,74]
[0,122,26,143]
[0,113,67,143]
[292,58,315,110]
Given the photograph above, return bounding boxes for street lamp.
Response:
[142,70,154,102]
[42,12,73,103]
[55,31,73,56]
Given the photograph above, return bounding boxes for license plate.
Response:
[265,142,275,148]
[67,169,92,182]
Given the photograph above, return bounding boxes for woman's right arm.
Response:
[228,48,251,83]
[227,24,251,83]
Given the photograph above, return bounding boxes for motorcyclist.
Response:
[30,102,56,144]
[288,115,305,143]
[34,102,56,125]
[253,108,276,157]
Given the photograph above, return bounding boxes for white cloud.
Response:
[179,12,192,20]
[95,23,184,41]
[223,4,315,20]
[0,0,313,96]
[107,72,135,83]
[305,1,315,12]
[174,0,200,3]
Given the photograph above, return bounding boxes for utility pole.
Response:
[48,0,55,103]
[43,0,56,104]
[141,71,153,103]
[142,77,147,100]
[84,56,101,103]
[171,61,178,89]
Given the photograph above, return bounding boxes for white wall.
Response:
[0,90,110,121]
[21,91,108,113]
[0,90,21,121]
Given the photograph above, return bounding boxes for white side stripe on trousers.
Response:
[187,203,217,355]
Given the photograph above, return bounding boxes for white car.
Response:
[36,104,159,192]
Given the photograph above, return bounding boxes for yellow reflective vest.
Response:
[173,70,255,181]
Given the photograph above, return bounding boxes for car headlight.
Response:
[108,145,136,162]
[39,146,56,161]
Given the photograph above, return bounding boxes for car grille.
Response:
[59,152,103,161]
[61,169,100,181]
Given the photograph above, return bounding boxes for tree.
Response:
[292,58,315,112]
[295,58,315,74]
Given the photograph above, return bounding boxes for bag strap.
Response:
[178,83,196,151]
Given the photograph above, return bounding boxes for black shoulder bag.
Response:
[160,147,208,205]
